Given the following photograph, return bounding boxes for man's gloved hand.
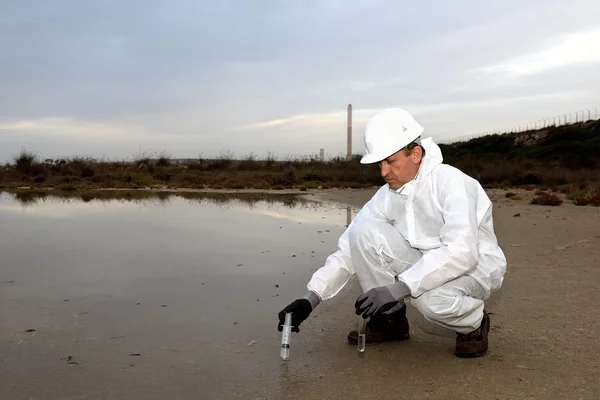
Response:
[278,299,313,333]
[355,280,411,319]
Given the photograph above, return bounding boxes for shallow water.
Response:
[0,191,358,400]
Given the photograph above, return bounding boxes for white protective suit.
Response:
[307,137,507,333]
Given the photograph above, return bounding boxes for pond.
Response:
[0,190,359,400]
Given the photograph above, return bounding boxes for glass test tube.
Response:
[280,312,292,360]
[358,316,366,352]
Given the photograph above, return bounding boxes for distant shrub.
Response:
[81,167,95,178]
[250,180,271,190]
[510,172,542,186]
[302,180,321,189]
[531,192,563,206]
[14,148,37,173]
[300,171,328,182]
[573,197,590,206]
[156,151,171,167]
[33,175,46,183]
[33,174,46,183]
[133,174,156,186]
[567,191,586,200]
[505,192,516,198]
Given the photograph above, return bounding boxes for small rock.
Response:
[513,213,520,217]
[237,264,243,267]
[161,304,168,307]
[292,255,296,258]
[61,355,78,365]
[129,353,141,356]
[64,299,70,302]
[25,329,36,333]
[275,284,279,288]
[136,303,140,305]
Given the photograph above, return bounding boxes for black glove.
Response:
[355,281,411,319]
[278,299,313,333]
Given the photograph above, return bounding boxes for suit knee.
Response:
[349,219,397,248]
[348,219,381,248]
[412,290,461,322]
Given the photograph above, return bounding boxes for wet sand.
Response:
[1,188,599,399]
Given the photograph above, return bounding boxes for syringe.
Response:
[357,316,366,352]
[280,312,292,360]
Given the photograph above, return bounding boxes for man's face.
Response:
[378,147,422,190]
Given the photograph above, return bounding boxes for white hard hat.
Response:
[360,108,424,164]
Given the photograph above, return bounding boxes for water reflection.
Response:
[2,189,316,211]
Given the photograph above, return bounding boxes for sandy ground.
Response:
[1,187,599,399]
[299,187,600,400]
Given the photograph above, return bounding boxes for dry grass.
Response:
[0,150,381,191]
[531,192,563,206]
[2,136,599,194]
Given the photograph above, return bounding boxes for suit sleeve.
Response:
[307,186,390,300]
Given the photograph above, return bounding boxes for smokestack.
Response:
[347,104,352,161]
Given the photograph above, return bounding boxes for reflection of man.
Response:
[278,108,507,358]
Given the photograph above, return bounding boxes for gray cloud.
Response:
[1,0,600,162]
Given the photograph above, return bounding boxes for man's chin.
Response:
[387,181,401,190]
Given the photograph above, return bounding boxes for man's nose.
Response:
[380,162,390,176]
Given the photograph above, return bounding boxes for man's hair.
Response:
[402,141,426,157]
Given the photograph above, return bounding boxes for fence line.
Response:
[440,106,599,144]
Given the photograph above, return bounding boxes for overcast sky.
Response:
[1,1,600,163]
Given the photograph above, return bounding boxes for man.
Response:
[277,108,507,358]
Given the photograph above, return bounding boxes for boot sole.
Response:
[455,349,487,358]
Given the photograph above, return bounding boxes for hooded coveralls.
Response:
[307,138,507,334]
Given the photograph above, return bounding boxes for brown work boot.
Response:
[347,305,410,345]
[455,310,490,358]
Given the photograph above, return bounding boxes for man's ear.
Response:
[411,146,423,163]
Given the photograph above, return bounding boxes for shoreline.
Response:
[2,185,597,210]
